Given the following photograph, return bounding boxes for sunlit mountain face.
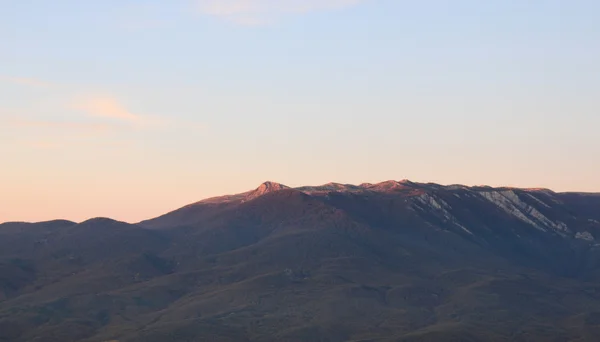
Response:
[2,181,600,341]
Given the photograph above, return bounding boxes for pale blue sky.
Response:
[1,0,599,222]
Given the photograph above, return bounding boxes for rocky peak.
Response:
[246,181,290,200]
[369,180,410,192]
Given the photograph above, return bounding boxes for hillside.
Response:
[2,181,600,341]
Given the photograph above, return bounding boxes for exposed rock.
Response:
[576,231,595,241]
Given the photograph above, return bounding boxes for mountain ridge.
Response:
[183,179,599,210]
[139,180,600,242]
[2,179,600,341]
[3,180,598,226]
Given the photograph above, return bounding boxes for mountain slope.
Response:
[2,180,600,341]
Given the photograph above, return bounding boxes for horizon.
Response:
[2,178,598,225]
[2,0,599,223]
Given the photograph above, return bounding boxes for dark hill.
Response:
[2,181,600,341]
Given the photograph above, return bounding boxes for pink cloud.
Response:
[71,96,142,123]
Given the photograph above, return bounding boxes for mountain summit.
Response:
[141,180,600,243]
[246,181,290,200]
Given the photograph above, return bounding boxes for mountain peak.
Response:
[257,181,288,191]
[78,217,128,226]
[247,181,290,200]
[367,180,411,192]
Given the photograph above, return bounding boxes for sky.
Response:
[1,0,599,223]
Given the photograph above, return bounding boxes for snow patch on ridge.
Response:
[298,183,364,195]
[479,190,569,234]
[576,231,595,241]
[414,193,474,235]
[526,193,551,209]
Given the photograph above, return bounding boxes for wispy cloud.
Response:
[18,137,136,150]
[8,119,120,133]
[70,95,172,129]
[4,77,54,88]
[4,76,204,147]
[3,118,125,150]
[196,0,365,25]
[70,95,152,126]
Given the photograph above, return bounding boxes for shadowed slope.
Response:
[139,181,290,229]
[2,181,600,341]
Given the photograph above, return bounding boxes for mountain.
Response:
[2,180,600,341]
